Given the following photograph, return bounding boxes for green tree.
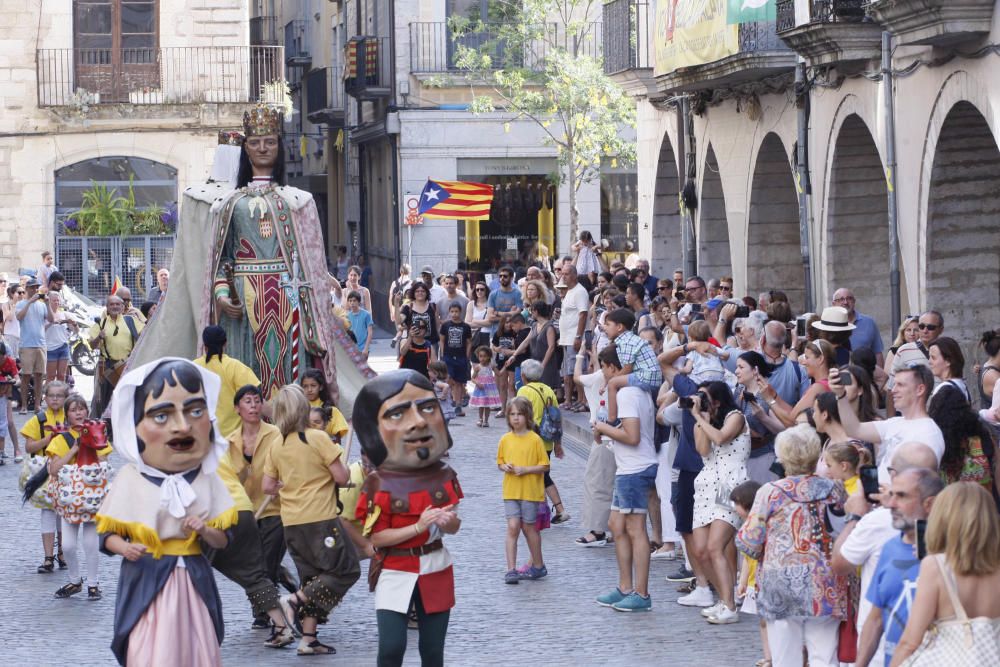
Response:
[450,0,636,243]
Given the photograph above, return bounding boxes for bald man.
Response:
[830,442,938,667]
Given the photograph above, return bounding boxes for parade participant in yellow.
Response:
[194,325,263,438]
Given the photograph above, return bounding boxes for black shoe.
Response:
[665,566,695,582]
[55,581,83,598]
[37,556,55,574]
[87,585,102,601]
[252,616,272,630]
[56,552,68,570]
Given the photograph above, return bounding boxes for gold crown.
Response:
[218,130,244,146]
[243,104,282,137]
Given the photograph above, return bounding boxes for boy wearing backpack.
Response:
[516,359,570,524]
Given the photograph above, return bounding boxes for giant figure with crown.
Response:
[128,105,373,409]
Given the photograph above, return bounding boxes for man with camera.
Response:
[88,294,144,415]
[14,277,52,414]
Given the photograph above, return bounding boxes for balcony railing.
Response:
[305,66,345,126]
[603,0,652,75]
[776,0,867,32]
[285,20,311,66]
[345,36,392,99]
[409,22,601,73]
[36,46,285,107]
[250,16,279,45]
[738,19,792,52]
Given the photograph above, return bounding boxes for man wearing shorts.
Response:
[592,361,658,612]
[15,278,51,413]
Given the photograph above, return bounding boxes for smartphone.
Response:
[796,319,806,337]
[860,465,880,503]
[690,303,702,314]
[678,396,695,410]
[915,519,928,559]
[838,370,853,387]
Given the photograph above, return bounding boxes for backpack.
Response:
[529,385,562,443]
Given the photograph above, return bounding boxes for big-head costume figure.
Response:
[126,105,374,411]
[96,358,237,666]
[354,370,463,667]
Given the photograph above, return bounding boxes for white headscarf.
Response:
[110,357,229,518]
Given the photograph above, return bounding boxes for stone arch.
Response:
[924,100,1000,366]
[826,114,890,339]
[697,144,731,282]
[651,134,682,275]
[747,132,803,310]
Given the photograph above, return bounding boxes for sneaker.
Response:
[707,605,740,624]
[14,455,23,463]
[651,549,678,560]
[700,601,725,618]
[454,408,465,417]
[612,592,652,612]
[665,566,695,582]
[504,569,521,585]
[54,581,83,598]
[677,586,715,608]
[595,587,628,607]
[87,585,102,601]
[522,565,547,580]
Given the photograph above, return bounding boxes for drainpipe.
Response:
[678,97,696,278]
[795,59,813,313]
[882,31,901,334]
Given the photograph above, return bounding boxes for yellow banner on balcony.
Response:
[654,0,739,77]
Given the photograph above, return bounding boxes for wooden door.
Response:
[73,0,159,102]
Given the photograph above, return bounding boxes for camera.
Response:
[734,305,750,319]
[678,394,708,411]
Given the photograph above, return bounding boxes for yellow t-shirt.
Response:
[337,461,366,529]
[746,555,759,589]
[844,475,860,497]
[263,428,344,526]
[496,430,549,501]
[45,430,113,460]
[87,315,144,362]
[226,422,284,518]
[216,454,254,513]
[309,398,349,439]
[21,407,67,447]
[194,354,261,439]
[517,382,559,452]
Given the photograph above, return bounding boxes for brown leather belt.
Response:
[384,540,443,558]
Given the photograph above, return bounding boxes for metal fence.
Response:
[738,20,792,52]
[603,0,652,75]
[777,0,868,30]
[36,46,285,107]
[409,22,602,73]
[55,236,175,302]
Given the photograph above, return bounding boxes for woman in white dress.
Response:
[686,380,750,625]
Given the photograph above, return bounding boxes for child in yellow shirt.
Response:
[732,480,770,667]
[822,441,869,496]
[300,369,349,442]
[496,397,549,585]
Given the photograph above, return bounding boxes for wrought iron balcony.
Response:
[602,0,652,76]
[285,20,311,67]
[776,0,881,66]
[305,66,345,127]
[345,36,391,99]
[408,22,601,74]
[866,0,995,47]
[654,20,795,95]
[36,46,285,107]
[250,16,279,46]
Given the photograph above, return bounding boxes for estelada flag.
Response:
[110,275,123,295]
[417,179,493,220]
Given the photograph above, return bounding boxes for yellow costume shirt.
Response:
[194,354,261,439]
[309,398,349,439]
[226,421,283,518]
[264,428,344,526]
[496,431,549,502]
[21,407,67,448]
[337,461,366,529]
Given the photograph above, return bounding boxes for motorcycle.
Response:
[69,328,98,376]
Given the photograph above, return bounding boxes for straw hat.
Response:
[811,306,856,332]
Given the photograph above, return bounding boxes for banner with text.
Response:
[654,0,739,77]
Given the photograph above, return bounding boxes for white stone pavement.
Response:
[0,335,759,665]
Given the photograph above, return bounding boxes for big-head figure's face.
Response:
[377,382,450,472]
[135,371,214,473]
[245,134,279,172]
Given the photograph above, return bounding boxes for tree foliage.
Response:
[450,0,636,238]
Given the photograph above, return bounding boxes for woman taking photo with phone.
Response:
[761,340,836,428]
[685,381,750,625]
[733,352,785,484]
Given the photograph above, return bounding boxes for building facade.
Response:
[608,0,1000,363]
[1,0,281,298]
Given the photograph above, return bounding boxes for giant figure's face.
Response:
[135,373,214,473]
[245,134,279,172]
[377,382,450,471]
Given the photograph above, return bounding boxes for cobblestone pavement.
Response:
[1,337,760,666]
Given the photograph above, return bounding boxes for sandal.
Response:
[297,632,336,656]
[754,660,772,667]
[575,530,607,547]
[569,403,588,413]
[56,551,68,570]
[551,502,571,524]
[55,580,83,598]
[37,556,55,574]
[87,585,102,601]
[264,624,295,649]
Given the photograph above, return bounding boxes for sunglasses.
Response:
[719,285,732,291]
[475,287,487,292]
[16,290,25,295]
[658,286,671,291]
[917,323,939,331]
